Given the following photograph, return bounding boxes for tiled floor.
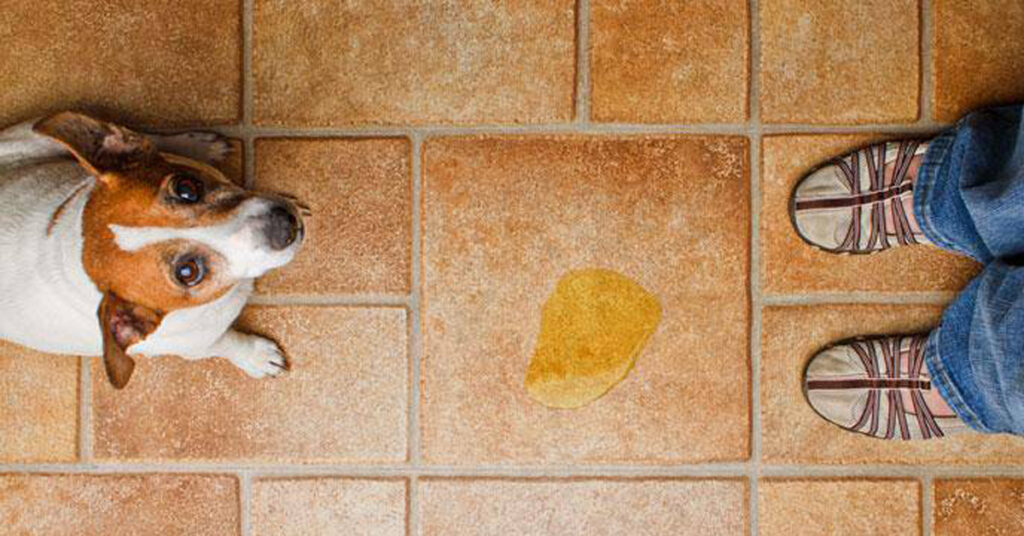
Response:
[2,1,1024,535]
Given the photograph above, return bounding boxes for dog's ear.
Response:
[33,112,157,176]
[97,292,163,389]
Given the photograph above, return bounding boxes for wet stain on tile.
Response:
[525,269,661,409]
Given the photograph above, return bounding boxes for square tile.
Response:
[253,1,575,126]
[419,479,747,535]
[762,304,1024,464]
[761,135,980,295]
[0,0,241,127]
[92,306,408,462]
[932,0,1024,122]
[0,341,78,462]
[0,474,238,535]
[759,0,919,124]
[253,139,412,295]
[253,478,407,536]
[934,479,1024,535]
[422,136,750,464]
[759,479,919,536]
[590,0,749,123]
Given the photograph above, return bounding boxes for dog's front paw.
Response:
[229,336,288,379]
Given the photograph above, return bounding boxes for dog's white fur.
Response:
[0,119,295,379]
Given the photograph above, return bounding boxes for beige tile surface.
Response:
[934,479,1024,535]
[759,0,919,124]
[92,307,408,463]
[590,0,749,123]
[253,139,412,295]
[0,474,238,535]
[422,136,750,464]
[419,479,747,535]
[762,304,1024,464]
[761,135,980,294]
[932,1,1024,122]
[0,0,240,127]
[253,0,575,126]
[0,341,78,463]
[759,479,920,536]
[252,478,407,536]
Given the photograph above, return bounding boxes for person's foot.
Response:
[790,140,932,254]
[803,333,968,440]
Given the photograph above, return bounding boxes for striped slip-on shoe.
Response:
[803,334,968,440]
[790,140,931,254]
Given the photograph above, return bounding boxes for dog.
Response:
[0,112,305,388]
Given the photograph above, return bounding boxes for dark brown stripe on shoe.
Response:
[806,378,932,390]
[794,181,913,210]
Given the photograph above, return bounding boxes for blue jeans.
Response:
[918,105,1024,436]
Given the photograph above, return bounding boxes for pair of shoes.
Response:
[792,141,968,440]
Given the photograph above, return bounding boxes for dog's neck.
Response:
[41,168,103,315]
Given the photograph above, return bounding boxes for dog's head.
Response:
[34,112,305,388]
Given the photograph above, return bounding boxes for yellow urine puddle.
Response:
[524,269,662,409]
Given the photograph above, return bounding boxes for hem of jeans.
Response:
[923,326,993,433]
[914,129,977,259]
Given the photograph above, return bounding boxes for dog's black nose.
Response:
[265,204,301,250]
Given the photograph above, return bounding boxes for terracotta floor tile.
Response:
[759,0,919,124]
[0,0,240,127]
[253,139,412,295]
[0,474,238,535]
[932,1,1024,122]
[0,341,77,462]
[419,479,747,535]
[253,1,575,126]
[762,305,1024,464]
[422,136,750,464]
[934,479,1024,535]
[590,0,749,123]
[761,135,980,294]
[92,307,408,462]
[252,478,406,536]
[759,479,919,536]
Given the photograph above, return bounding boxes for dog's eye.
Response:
[170,173,204,204]
[174,258,205,287]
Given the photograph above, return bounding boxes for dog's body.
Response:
[0,113,304,387]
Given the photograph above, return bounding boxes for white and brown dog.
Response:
[0,112,304,388]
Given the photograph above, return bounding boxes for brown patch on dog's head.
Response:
[34,112,249,313]
[34,112,306,388]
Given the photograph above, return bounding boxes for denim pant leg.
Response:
[915,104,1024,435]
[925,262,1024,435]
[915,104,1024,263]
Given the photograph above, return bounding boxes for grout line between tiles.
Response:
[922,474,933,536]
[919,2,932,533]
[78,356,92,461]
[242,0,253,128]
[240,471,253,536]
[762,292,957,306]
[409,133,424,536]
[408,474,419,536]
[241,0,255,190]
[3,462,1022,479]
[198,122,955,139]
[575,0,591,123]
[748,1,762,534]
[920,0,933,124]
